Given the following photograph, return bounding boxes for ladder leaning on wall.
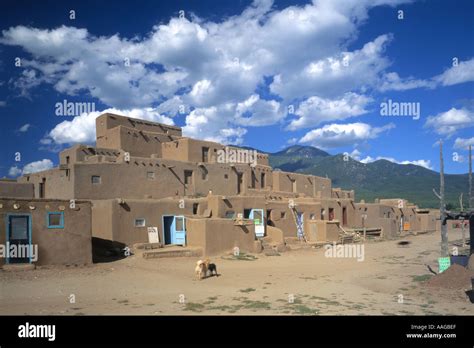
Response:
[289,200,307,243]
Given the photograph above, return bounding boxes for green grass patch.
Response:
[412,274,432,282]
[183,302,205,312]
[240,288,256,293]
[221,252,258,261]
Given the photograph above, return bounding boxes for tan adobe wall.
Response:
[0,198,92,266]
[272,171,332,198]
[96,113,182,137]
[97,125,176,157]
[186,218,259,256]
[18,168,74,200]
[306,220,340,242]
[92,198,208,246]
[0,181,34,198]
[59,145,122,165]
[71,158,275,200]
[161,138,269,166]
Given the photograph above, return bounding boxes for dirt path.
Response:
[1,229,472,315]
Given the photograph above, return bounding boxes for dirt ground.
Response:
[1,228,473,315]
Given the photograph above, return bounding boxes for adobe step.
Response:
[143,247,202,259]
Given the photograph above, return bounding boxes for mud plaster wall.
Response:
[0,199,92,266]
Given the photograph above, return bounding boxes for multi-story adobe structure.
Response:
[0,113,440,266]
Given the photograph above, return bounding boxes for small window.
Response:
[184,170,193,185]
[134,218,146,227]
[202,147,209,162]
[66,156,70,164]
[310,214,315,220]
[225,210,236,219]
[224,174,228,179]
[175,217,184,230]
[47,212,64,228]
[281,211,286,219]
[147,171,155,180]
[193,203,199,215]
[91,176,101,184]
[201,167,208,180]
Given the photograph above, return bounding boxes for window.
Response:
[310,214,315,220]
[225,211,236,219]
[66,156,70,164]
[134,218,146,227]
[91,175,101,184]
[175,217,184,230]
[224,174,228,179]
[147,171,155,180]
[261,173,266,189]
[193,203,199,215]
[47,212,64,229]
[202,147,209,162]
[281,211,286,219]
[329,208,335,221]
[200,167,208,180]
[251,171,256,189]
[184,170,193,185]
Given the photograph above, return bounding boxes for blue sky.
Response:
[0,0,473,177]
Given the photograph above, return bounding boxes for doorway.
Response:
[249,209,265,238]
[162,215,186,246]
[342,207,347,226]
[237,172,243,194]
[6,214,32,264]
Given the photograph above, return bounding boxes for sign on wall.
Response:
[147,227,159,244]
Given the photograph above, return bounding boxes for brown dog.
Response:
[194,260,207,280]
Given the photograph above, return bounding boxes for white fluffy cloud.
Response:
[360,156,433,170]
[299,122,395,149]
[1,0,413,143]
[9,159,54,177]
[424,107,474,137]
[453,137,474,149]
[381,58,474,91]
[288,92,372,130]
[435,58,474,86]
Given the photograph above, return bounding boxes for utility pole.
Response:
[469,145,472,210]
[433,140,448,257]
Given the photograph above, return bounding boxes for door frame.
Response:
[249,208,265,238]
[161,215,186,246]
[5,213,32,264]
[296,212,304,238]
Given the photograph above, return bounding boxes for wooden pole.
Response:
[440,140,448,257]
[469,145,472,210]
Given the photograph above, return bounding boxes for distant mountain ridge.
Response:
[265,145,469,209]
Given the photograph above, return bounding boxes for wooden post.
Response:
[469,145,472,210]
[440,140,448,257]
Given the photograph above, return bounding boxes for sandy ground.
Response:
[1,228,473,315]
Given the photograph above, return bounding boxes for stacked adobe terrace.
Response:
[0,113,440,265]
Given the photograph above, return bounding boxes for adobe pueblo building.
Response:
[0,113,439,266]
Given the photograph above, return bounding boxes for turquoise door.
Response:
[249,209,265,237]
[171,216,186,245]
[6,214,32,264]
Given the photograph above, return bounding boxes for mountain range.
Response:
[265,145,470,209]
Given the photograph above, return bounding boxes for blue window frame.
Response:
[47,212,64,229]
